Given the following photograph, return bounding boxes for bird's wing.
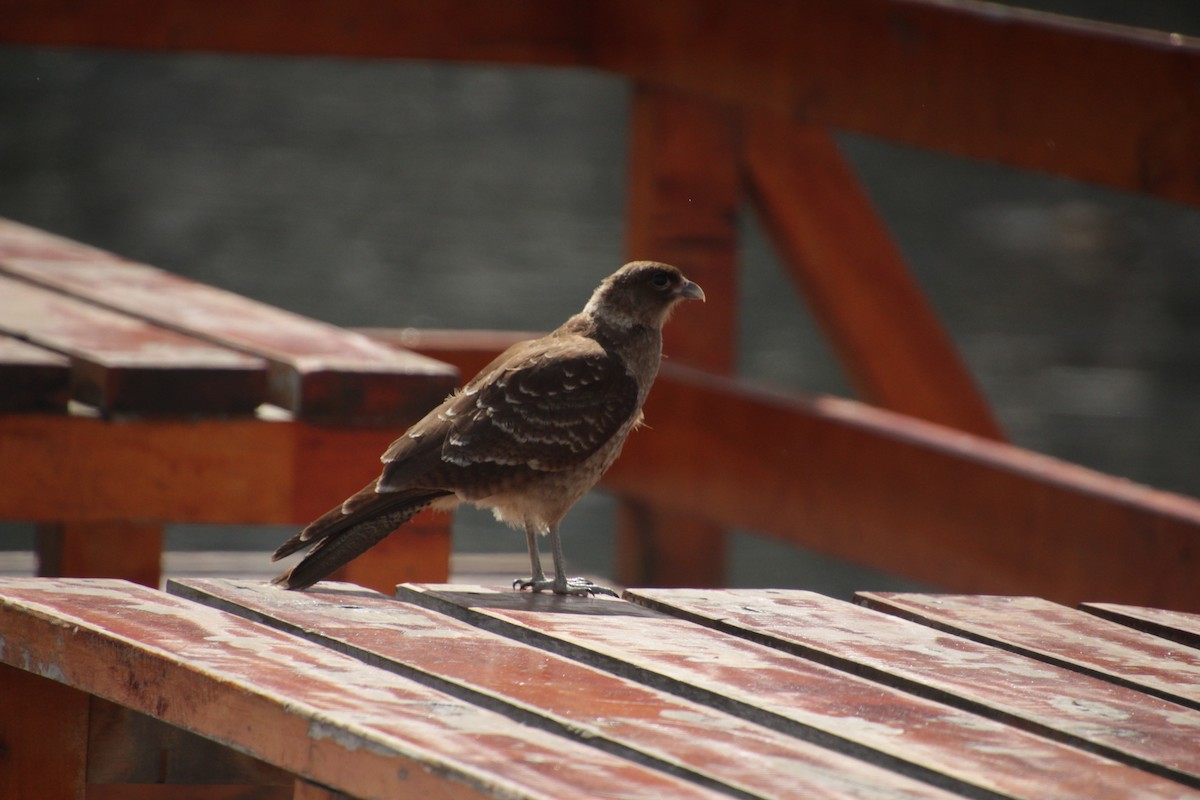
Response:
[378,337,640,492]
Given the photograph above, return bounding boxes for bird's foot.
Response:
[512,576,553,592]
[513,576,618,597]
[559,577,619,597]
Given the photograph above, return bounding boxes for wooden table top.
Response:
[0,217,456,422]
[1,577,1198,799]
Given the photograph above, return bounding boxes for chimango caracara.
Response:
[271,261,704,596]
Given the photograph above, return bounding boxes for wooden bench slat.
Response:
[0,275,265,416]
[624,588,1200,789]
[857,593,1200,711]
[172,578,961,800]
[0,334,70,412]
[1081,603,1200,650]
[0,578,726,800]
[0,219,457,422]
[398,584,1193,800]
[0,217,118,262]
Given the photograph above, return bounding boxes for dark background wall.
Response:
[2,1,1199,593]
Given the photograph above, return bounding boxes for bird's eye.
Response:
[650,271,672,290]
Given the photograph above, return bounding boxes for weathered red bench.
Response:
[0,217,458,591]
[3,577,1199,799]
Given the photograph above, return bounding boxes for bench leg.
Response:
[36,521,163,587]
[0,664,89,800]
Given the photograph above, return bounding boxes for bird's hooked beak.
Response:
[676,279,705,302]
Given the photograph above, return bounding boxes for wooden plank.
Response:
[174,578,962,800]
[618,84,740,587]
[0,275,266,416]
[382,332,1200,611]
[0,334,70,412]
[0,662,89,800]
[36,521,164,587]
[625,588,1200,788]
[745,113,1003,439]
[0,220,458,423]
[5,262,455,422]
[0,414,299,523]
[590,0,1200,206]
[0,0,588,65]
[0,217,118,262]
[0,414,452,583]
[399,583,1196,800]
[0,414,376,524]
[4,2,1199,205]
[1082,603,1200,650]
[857,593,1200,711]
[0,578,727,800]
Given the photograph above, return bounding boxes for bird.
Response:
[271,261,705,596]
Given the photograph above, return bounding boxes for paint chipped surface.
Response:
[404,584,1199,800]
[860,592,1200,709]
[625,588,1200,787]
[0,578,724,800]
[8,577,1200,800]
[175,578,961,800]
[1082,602,1200,649]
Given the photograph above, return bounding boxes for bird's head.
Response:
[583,261,705,330]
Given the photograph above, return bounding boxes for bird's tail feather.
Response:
[272,480,371,562]
[271,487,450,590]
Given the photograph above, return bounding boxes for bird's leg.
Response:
[513,522,552,592]
[523,521,547,584]
[547,523,618,598]
[513,522,617,597]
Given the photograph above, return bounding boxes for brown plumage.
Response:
[271,261,705,595]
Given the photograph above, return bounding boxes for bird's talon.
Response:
[558,577,619,597]
[514,577,554,593]
[513,576,617,597]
